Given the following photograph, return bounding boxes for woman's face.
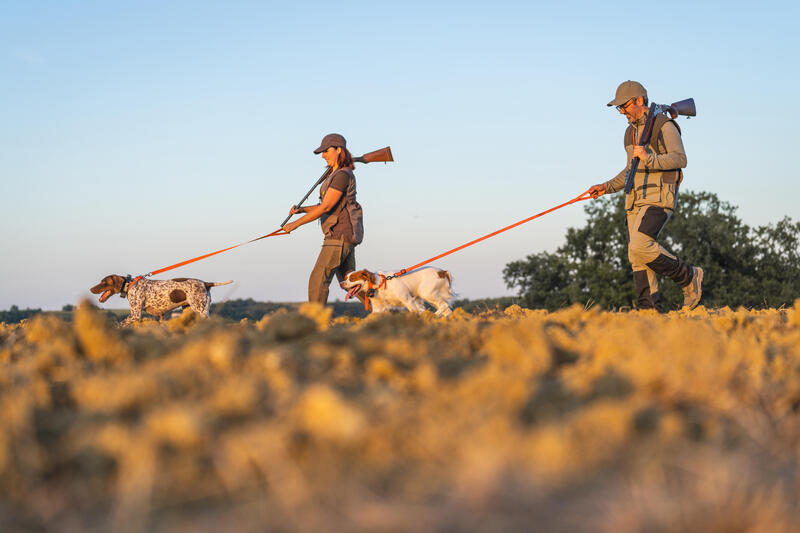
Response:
[321,147,341,168]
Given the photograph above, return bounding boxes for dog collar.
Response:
[120,275,144,298]
[363,274,387,311]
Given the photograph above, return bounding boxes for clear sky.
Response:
[2,1,798,310]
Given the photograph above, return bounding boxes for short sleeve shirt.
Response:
[328,170,349,193]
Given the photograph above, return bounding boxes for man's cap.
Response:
[607,80,647,107]
[313,133,347,154]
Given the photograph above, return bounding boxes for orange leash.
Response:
[130,189,591,287]
[386,189,594,280]
[134,228,289,283]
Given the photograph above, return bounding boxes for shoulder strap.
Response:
[649,114,681,154]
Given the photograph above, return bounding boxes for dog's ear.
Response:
[111,275,126,293]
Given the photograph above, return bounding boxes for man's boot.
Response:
[650,291,664,313]
[646,254,703,310]
[633,270,654,310]
[681,266,704,310]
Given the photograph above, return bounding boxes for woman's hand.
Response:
[289,205,304,215]
[283,220,300,234]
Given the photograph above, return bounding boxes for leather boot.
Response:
[681,267,704,309]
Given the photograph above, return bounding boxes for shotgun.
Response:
[623,98,696,194]
[280,146,394,227]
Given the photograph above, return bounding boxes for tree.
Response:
[504,191,800,311]
[0,305,42,323]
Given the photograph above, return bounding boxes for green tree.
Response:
[504,190,800,311]
[0,305,42,323]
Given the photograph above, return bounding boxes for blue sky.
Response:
[2,1,798,310]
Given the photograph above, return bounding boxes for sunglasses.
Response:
[616,99,635,112]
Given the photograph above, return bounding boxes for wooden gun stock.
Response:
[666,98,696,119]
[352,146,394,164]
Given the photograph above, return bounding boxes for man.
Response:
[588,80,703,312]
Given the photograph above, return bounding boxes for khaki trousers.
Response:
[626,205,676,297]
[308,238,356,304]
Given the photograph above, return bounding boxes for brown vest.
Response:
[319,168,364,244]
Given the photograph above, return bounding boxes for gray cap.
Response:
[607,80,647,107]
[313,133,347,154]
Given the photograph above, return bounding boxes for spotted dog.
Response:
[341,267,455,317]
[90,275,232,326]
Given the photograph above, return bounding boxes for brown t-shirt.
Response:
[322,169,354,241]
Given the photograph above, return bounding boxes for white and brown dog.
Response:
[341,267,455,317]
[90,274,232,326]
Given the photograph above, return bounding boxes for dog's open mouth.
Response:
[344,286,361,301]
[90,283,113,303]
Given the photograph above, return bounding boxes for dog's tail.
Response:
[205,280,233,289]
[437,270,457,299]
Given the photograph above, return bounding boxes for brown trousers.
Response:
[308,238,356,304]
[627,205,693,312]
[626,205,676,297]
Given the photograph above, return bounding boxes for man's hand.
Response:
[588,184,606,199]
[632,146,648,161]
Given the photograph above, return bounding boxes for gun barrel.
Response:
[624,102,658,194]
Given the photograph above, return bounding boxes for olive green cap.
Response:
[607,80,647,107]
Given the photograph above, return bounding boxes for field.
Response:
[2,301,800,532]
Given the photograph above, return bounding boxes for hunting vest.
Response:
[319,168,364,245]
[624,113,684,211]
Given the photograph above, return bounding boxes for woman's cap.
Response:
[313,133,347,154]
[607,80,647,107]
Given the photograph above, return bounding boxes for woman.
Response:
[282,133,364,304]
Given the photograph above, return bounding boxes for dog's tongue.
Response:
[344,286,360,301]
[99,290,111,303]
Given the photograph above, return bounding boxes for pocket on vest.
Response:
[321,214,338,235]
[348,202,364,245]
[635,182,662,206]
[663,183,677,209]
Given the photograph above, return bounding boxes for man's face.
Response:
[617,96,647,122]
